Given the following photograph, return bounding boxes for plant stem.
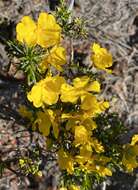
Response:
[101,181,106,190]
[68,0,75,11]
[68,0,74,23]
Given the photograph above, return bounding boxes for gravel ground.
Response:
[0,0,138,189]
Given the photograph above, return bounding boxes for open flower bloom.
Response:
[16,16,37,46]
[37,12,61,48]
[16,12,61,47]
[58,149,74,174]
[80,94,110,118]
[33,109,60,138]
[81,94,102,118]
[91,43,113,73]
[74,125,90,146]
[27,75,65,107]
[33,111,51,136]
[41,46,66,71]
[60,76,100,103]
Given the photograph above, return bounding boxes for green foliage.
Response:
[7,40,46,85]
[55,0,87,38]
[0,162,5,178]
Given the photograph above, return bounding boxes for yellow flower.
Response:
[59,186,80,190]
[82,118,97,131]
[91,138,104,153]
[81,94,109,118]
[16,16,37,46]
[96,166,112,177]
[34,111,51,136]
[99,101,110,111]
[27,75,65,107]
[73,76,89,88]
[69,185,80,190]
[91,43,113,73]
[19,159,25,167]
[33,109,60,138]
[27,80,44,108]
[74,125,89,146]
[122,144,138,172]
[37,12,61,48]
[62,110,97,128]
[75,152,94,171]
[81,94,101,118]
[36,171,43,177]
[41,46,66,71]
[131,134,138,146]
[80,143,92,159]
[60,76,100,103]
[16,12,61,48]
[58,149,74,174]
[73,76,101,93]
[47,109,60,138]
[18,105,33,119]
[62,114,97,136]
[60,83,79,103]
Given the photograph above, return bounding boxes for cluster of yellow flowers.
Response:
[16,11,138,189]
[16,12,113,73]
[16,12,61,47]
[17,13,112,180]
[26,74,111,177]
[16,12,66,72]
